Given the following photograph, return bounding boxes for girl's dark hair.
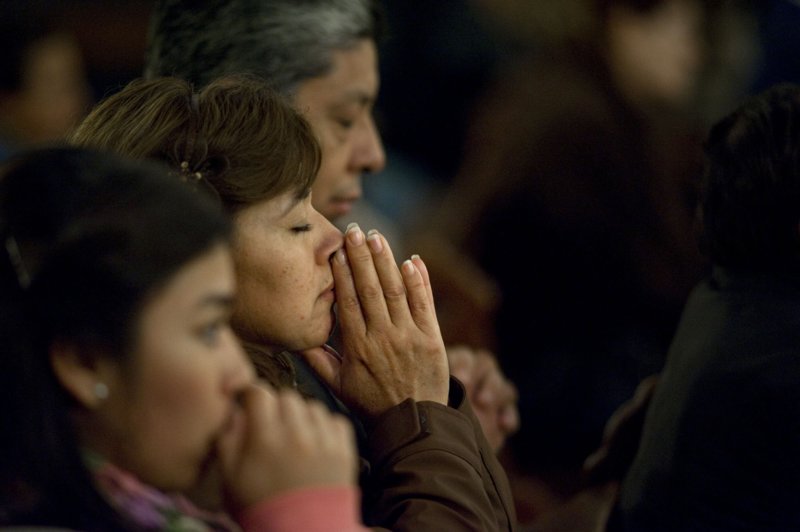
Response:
[0,147,231,528]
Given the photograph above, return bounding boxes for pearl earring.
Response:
[93,382,109,400]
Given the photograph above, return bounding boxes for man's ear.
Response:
[50,340,113,409]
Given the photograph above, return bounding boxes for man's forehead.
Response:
[295,40,379,104]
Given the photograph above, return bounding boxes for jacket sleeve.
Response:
[362,377,517,531]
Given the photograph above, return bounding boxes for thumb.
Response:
[299,344,342,389]
[216,396,249,480]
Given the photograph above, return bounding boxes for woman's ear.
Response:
[50,341,114,409]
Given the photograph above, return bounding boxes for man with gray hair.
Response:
[146,0,386,222]
[144,1,518,530]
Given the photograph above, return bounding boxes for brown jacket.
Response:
[290,353,517,531]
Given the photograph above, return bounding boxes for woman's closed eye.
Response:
[291,223,312,234]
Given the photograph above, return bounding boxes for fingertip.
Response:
[346,222,364,246]
[334,248,348,267]
[401,258,417,277]
[366,229,384,254]
[410,254,432,287]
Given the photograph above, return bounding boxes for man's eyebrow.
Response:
[338,89,375,107]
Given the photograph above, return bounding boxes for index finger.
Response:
[332,246,366,336]
[342,223,391,327]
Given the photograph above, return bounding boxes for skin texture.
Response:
[294,39,386,221]
[79,244,254,492]
[301,224,450,423]
[230,193,343,351]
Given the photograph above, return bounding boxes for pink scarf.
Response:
[86,453,239,531]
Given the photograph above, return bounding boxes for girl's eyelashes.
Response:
[198,320,224,347]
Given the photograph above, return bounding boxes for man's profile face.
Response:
[293,38,386,221]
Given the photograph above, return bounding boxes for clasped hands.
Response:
[301,223,451,424]
[301,224,519,453]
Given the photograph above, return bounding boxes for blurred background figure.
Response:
[616,81,800,532]
[0,2,91,160]
[393,1,800,527]
[413,0,714,522]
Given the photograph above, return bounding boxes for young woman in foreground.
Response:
[0,148,364,530]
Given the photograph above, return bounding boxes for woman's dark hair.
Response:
[0,147,231,528]
[71,76,321,214]
[700,83,800,271]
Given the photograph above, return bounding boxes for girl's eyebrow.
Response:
[195,293,235,310]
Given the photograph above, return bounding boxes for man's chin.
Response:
[323,198,357,220]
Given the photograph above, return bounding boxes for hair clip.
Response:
[179,161,203,182]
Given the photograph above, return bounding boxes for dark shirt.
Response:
[617,268,800,531]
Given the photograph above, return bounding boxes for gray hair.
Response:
[144,0,385,96]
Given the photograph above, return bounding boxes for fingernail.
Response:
[367,231,383,253]
[411,254,421,261]
[347,223,363,245]
[335,248,347,265]
[402,259,415,275]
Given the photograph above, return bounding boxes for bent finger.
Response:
[411,254,435,310]
[401,255,439,333]
[343,223,390,327]
[366,230,413,326]
[333,246,366,336]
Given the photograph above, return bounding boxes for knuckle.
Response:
[408,297,430,314]
[383,284,406,300]
[351,251,374,266]
[358,283,383,301]
[338,293,361,312]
